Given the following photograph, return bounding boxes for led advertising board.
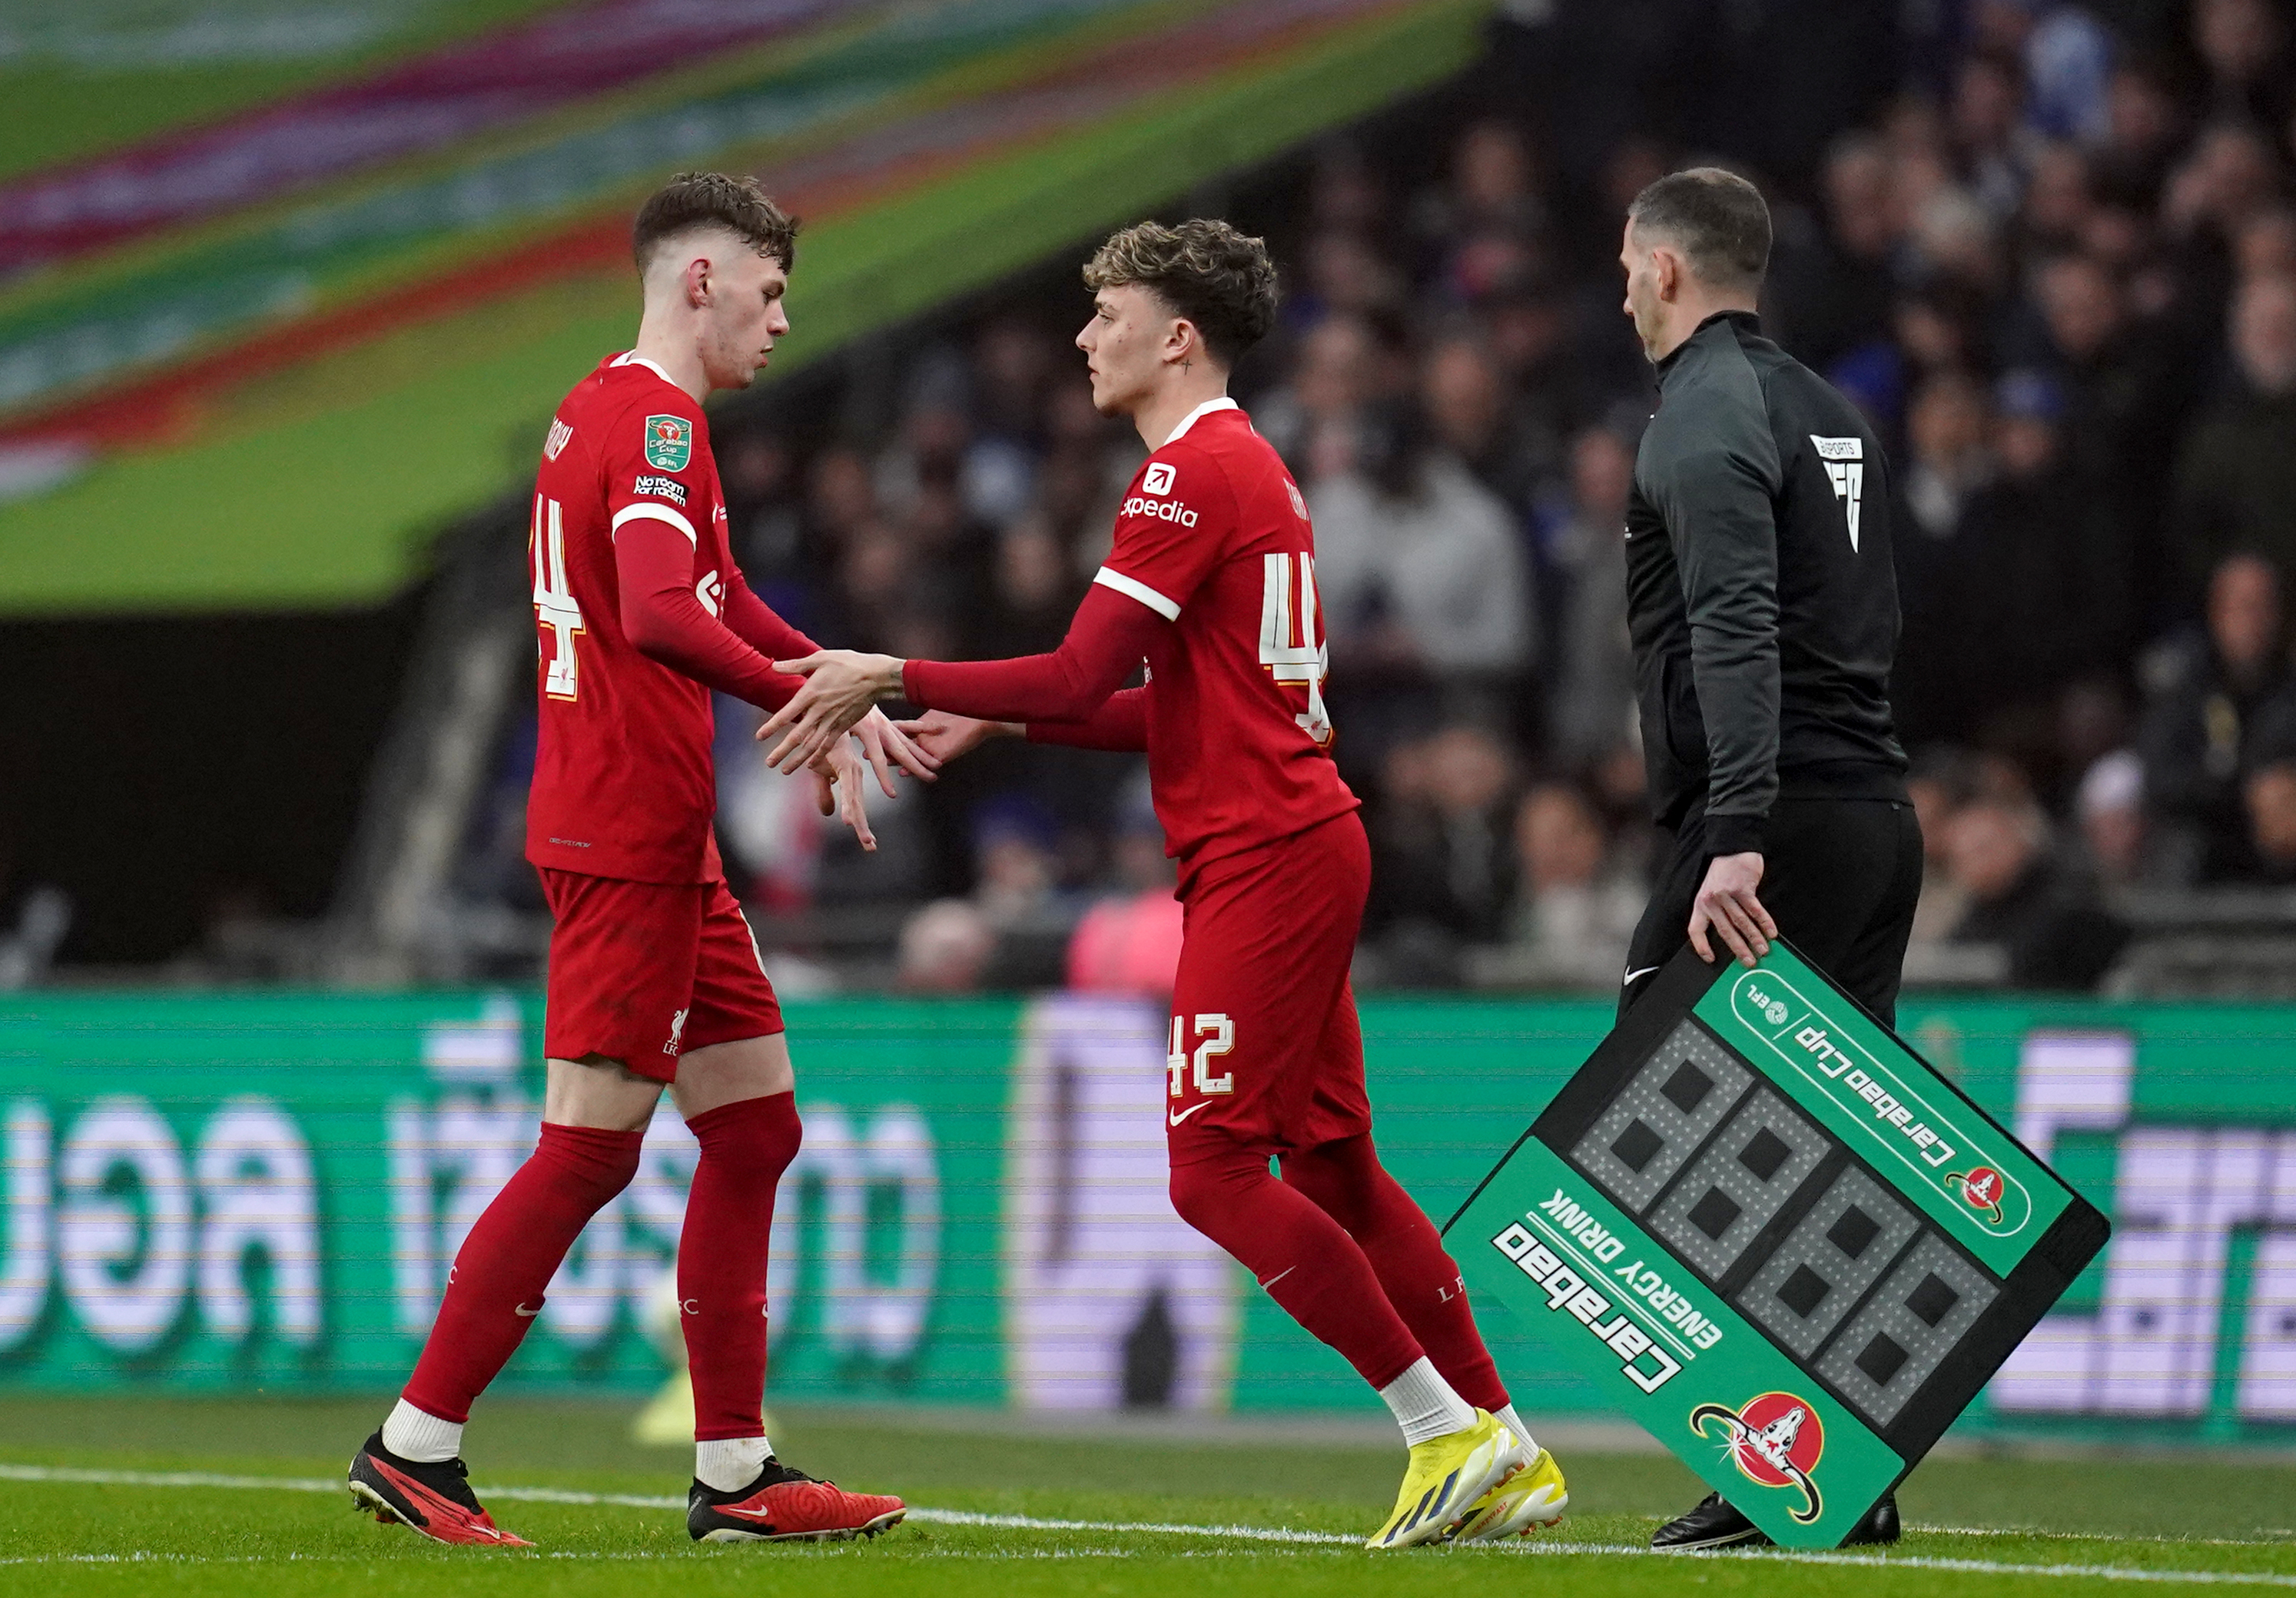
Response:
[1446,942,2111,1547]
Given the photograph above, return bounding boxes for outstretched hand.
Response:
[812,737,876,851]
[757,650,904,773]
[889,710,1018,766]
[853,706,939,794]
[1687,850,1776,967]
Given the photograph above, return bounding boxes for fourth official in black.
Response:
[1614,167,1923,1550]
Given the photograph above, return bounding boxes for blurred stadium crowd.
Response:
[323,1,2296,996]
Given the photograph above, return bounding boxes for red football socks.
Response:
[679,1092,804,1441]
[1280,1132,1508,1413]
[402,1121,645,1424]
[1167,1141,1424,1388]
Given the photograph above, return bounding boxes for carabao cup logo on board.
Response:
[643,414,692,472]
[1725,970,2033,1237]
[1690,1391,1826,1524]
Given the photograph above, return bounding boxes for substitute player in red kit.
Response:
[347,172,926,1549]
[757,220,1568,1550]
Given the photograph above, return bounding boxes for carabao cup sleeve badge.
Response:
[643,414,693,472]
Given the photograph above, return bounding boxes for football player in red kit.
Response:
[347,173,927,1549]
[756,220,1568,1550]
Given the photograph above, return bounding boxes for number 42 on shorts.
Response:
[1167,1014,1236,1098]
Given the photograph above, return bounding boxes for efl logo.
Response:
[1690,1391,1827,1524]
[1123,496,1199,528]
[1142,462,1176,496]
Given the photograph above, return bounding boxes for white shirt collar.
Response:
[1159,395,1239,447]
[612,351,679,386]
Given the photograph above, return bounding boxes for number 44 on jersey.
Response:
[1259,552,1331,743]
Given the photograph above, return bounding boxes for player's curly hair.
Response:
[632,171,798,274]
[1084,219,1279,366]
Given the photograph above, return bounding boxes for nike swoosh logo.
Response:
[1622,966,1661,987]
[513,1303,541,1318]
[1168,1102,1213,1127]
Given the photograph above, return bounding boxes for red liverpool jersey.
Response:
[1096,398,1359,873]
[525,353,734,884]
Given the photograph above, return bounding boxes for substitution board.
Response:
[1445,941,2109,1547]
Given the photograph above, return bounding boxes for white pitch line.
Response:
[904,1507,1352,1545]
[7,1462,2296,1585]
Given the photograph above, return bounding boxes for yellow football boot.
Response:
[1365,1410,1525,1550]
[1452,1445,1568,1541]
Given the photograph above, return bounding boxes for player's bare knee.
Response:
[543,1054,665,1130]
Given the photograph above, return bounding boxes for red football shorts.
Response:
[537,869,784,1081]
[1163,810,1373,1162]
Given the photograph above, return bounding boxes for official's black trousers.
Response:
[1620,797,1923,1026]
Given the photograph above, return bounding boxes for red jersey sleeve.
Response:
[901,583,1163,722]
[1093,443,1236,622]
[615,522,801,711]
[1027,687,1147,751]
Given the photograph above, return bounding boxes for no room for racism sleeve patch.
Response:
[1445,940,2109,1548]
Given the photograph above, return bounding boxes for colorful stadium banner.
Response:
[4,984,2296,1446]
[0,0,1491,615]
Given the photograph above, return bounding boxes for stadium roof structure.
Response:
[0,0,1488,616]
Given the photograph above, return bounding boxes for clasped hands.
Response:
[776,651,927,853]
[758,652,1014,852]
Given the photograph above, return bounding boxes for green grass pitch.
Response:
[3,1396,2295,1595]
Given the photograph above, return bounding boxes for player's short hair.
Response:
[632,171,798,276]
[1083,219,1279,366]
[1628,167,1771,291]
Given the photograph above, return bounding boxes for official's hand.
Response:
[889,710,1017,765]
[854,706,939,796]
[811,737,876,852]
[1687,850,1776,967]
[757,650,904,773]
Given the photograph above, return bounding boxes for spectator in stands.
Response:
[1312,396,1533,734]
[1363,725,1516,983]
[1065,795,1182,997]
[896,900,995,993]
[1421,331,1547,512]
[2076,748,2150,891]
[2139,552,2291,882]
[1905,749,1977,950]
[2172,274,2296,588]
[2192,0,2292,131]
[1470,781,1641,989]
[1892,371,1993,744]
[1769,133,1902,374]
[2245,758,2296,884]
[1256,312,1377,481]
[1544,422,1638,764]
[1943,796,2129,989]
[2025,253,2188,615]
[1942,370,2115,721]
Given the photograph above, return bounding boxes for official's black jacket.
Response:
[1626,310,1907,857]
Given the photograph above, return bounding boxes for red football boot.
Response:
[687,1457,906,1543]
[347,1431,533,1548]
